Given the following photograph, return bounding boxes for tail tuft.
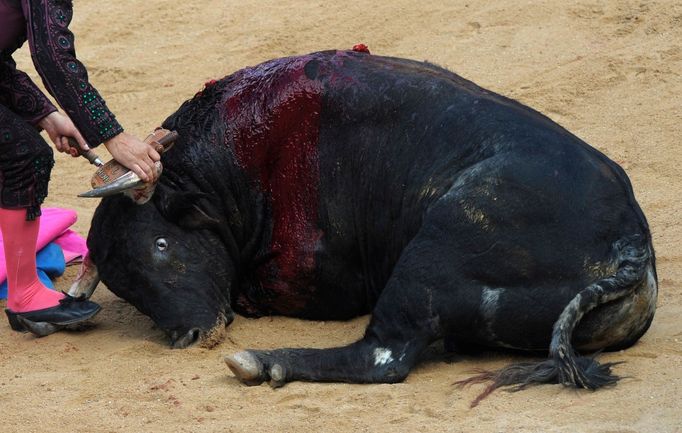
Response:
[456,353,623,408]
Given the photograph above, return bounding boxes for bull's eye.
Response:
[155,238,168,252]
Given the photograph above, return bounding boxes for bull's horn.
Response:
[67,253,100,299]
[78,170,144,198]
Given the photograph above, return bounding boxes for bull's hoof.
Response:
[224,351,265,386]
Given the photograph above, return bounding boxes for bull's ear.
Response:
[154,187,222,230]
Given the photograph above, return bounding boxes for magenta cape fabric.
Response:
[0,207,88,284]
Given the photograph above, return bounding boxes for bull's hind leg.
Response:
[224,228,457,386]
[459,235,654,405]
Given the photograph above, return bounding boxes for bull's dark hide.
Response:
[86,49,656,401]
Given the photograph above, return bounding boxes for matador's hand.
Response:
[38,111,88,157]
[104,132,161,183]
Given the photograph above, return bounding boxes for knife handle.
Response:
[67,137,103,166]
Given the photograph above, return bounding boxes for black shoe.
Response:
[5,294,101,336]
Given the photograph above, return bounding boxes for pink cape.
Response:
[0,207,88,284]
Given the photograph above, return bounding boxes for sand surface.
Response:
[1,1,681,432]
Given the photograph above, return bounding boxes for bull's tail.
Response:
[456,234,652,407]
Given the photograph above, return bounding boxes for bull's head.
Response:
[75,179,236,349]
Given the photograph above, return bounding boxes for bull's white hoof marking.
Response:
[224,351,264,386]
[373,347,394,366]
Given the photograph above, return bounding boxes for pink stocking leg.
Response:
[0,208,64,312]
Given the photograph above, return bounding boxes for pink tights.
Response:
[0,208,64,312]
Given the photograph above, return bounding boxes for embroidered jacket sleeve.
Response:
[0,51,57,125]
[22,0,123,147]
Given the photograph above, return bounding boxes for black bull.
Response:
[76,49,657,398]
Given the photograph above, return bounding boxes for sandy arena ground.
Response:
[0,1,680,432]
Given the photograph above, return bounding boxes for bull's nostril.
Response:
[170,328,203,349]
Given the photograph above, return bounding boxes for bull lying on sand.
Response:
[65,48,657,398]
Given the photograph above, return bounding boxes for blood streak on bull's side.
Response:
[222,55,326,312]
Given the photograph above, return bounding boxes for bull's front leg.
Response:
[224,317,434,387]
[225,271,445,386]
[225,219,461,387]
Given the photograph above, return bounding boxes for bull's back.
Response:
[212,50,650,319]
[311,52,641,293]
